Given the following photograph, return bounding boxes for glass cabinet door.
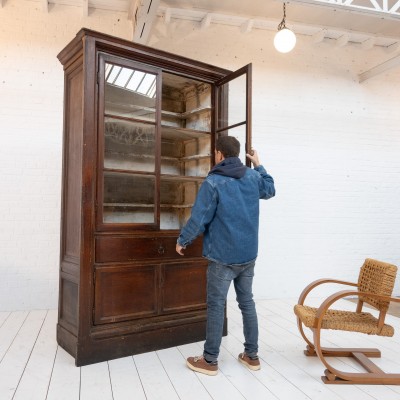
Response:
[98,54,161,228]
[97,55,214,230]
[215,64,252,167]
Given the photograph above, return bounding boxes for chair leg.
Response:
[296,317,316,355]
[311,328,400,385]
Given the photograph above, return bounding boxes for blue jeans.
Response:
[203,259,258,363]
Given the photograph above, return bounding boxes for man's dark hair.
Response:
[216,136,240,158]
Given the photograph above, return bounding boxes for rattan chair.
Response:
[294,258,399,384]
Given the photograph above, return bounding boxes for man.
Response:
[176,136,275,376]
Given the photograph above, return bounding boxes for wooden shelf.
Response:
[105,103,210,120]
[104,169,205,181]
[104,203,194,209]
[161,125,211,140]
[160,174,206,183]
[104,117,211,142]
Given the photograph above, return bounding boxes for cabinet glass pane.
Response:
[104,117,156,173]
[218,125,247,165]
[103,171,155,224]
[105,63,157,121]
[218,74,246,129]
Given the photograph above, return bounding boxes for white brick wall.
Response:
[0,1,399,310]
[0,0,131,310]
[150,21,400,299]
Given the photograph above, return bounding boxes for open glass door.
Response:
[215,64,252,167]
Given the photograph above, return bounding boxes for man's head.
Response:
[215,136,240,163]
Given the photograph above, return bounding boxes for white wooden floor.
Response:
[1,298,400,400]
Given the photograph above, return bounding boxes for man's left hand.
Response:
[176,243,185,255]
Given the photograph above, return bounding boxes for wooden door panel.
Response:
[94,265,158,324]
[162,261,207,313]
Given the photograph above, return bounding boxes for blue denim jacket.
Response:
[177,158,275,265]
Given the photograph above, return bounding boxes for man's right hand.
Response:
[246,149,260,167]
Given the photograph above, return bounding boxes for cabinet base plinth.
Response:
[57,318,227,367]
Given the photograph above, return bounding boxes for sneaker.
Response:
[238,352,261,371]
[186,355,218,376]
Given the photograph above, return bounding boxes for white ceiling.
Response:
[38,0,400,43]
[27,0,400,80]
[160,0,400,37]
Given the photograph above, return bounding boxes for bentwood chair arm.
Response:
[297,279,358,307]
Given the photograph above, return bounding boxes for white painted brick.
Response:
[0,0,399,311]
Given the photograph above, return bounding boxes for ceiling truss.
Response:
[295,0,400,17]
[4,1,400,82]
[156,6,399,50]
[155,5,400,82]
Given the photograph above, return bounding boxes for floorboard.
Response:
[0,299,399,400]
[108,356,146,400]
[13,310,58,400]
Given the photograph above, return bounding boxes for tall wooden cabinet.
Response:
[57,28,252,366]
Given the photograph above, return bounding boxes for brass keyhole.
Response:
[158,245,165,254]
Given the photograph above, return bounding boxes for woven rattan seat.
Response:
[294,305,394,336]
[294,258,399,385]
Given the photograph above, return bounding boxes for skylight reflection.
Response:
[106,63,156,99]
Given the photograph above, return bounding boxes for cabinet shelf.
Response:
[105,151,210,165]
[103,169,206,181]
[161,125,210,140]
[104,203,194,209]
[104,117,210,145]
[105,103,211,121]
[160,174,205,182]
[104,168,155,177]
[163,106,211,119]
[180,154,210,161]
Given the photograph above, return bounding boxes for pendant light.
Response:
[274,3,297,53]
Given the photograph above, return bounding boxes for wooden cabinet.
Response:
[57,28,252,366]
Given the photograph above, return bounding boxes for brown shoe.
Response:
[238,352,261,371]
[186,355,218,376]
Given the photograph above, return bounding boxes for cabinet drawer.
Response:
[95,235,202,263]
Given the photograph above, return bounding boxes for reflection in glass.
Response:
[103,172,155,224]
[105,63,157,120]
[104,117,156,173]
[218,74,246,130]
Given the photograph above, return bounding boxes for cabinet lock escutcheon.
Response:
[158,245,165,255]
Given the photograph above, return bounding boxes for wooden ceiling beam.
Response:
[200,13,212,30]
[41,0,48,13]
[240,19,254,34]
[133,0,161,44]
[359,53,400,82]
[82,0,88,17]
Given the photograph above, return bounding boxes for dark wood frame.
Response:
[57,29,253,366]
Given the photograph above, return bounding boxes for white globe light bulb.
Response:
[274,28,297,53]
